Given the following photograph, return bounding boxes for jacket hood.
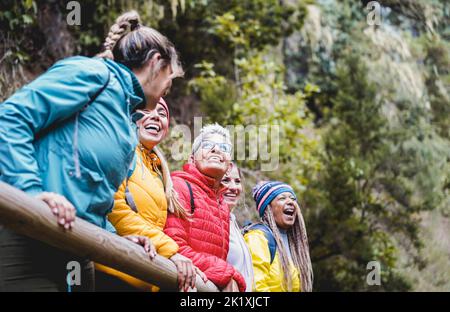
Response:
[102,58,144,111]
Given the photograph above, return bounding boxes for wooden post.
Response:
[0,181,218,292]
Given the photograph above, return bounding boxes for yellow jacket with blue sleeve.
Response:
[95,147,178,291]
[244,228,301,292]
[108,147,179,258]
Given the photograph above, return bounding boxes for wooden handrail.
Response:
[0,181,218,292]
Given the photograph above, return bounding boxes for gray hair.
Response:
[192,123,232,154]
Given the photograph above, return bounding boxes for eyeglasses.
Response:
[201,140,232,154]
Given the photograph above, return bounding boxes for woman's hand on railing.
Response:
[124,235,157,260]
[170,253,208,292]
[195,266,208,284]
[35,192,76,230]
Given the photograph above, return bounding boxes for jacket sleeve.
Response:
[108,179,179,259]
[163,179,246,292]
[0,57,109,195]
[244,230,272,292]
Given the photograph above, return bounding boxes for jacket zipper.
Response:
[216,192,226,259]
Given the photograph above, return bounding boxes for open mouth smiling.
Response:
[208,155,223,162]
[224,192,238,199]
[143,123,161,133]
[283,205,296,217]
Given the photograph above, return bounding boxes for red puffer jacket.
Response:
[164,163,246,292]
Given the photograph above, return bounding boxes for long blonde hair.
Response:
[145,146,187,220]
[97,10,183,78]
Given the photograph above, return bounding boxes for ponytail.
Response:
[97,10,183,78]
[97,10,141,60]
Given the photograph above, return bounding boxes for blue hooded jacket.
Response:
[0,56,145,231]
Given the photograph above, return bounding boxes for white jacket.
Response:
[227,213,255,291]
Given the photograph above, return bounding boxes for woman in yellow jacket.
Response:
[96,98,206,291]
[244,181,314,292]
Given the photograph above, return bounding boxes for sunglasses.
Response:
[200,140,232,154]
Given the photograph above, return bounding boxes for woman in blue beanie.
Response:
[244,181,313,292]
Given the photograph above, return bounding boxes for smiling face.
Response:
[270,191,298,230]
[135,101,169,150]
[190,133,232,180]
[221,165,243,209]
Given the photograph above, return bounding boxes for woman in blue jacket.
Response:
[0,10,182,291]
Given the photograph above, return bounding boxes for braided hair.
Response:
[261,200,313,292]
[97,10,183,78]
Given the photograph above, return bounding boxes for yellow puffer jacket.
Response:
[95,147,179,291]
[244,229,301,292]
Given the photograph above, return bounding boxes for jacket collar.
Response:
[173,163,227,198]
[102,58,145,111]
[115,62,147,109]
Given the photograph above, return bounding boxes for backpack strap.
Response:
[36,71,111,141]
[243,220,253,228]
[184,181,195,214]
[245,223,277,264]
[124,154,138,212]
[87,71,111,108]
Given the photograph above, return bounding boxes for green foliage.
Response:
[0,0,38,99]
[233,55,320,227]
[0,0,37,32]
[234,53,319,172]
[210,0,306,51]
[69,0,166,56]
[284,0,449,290]
[0,0,36,61]
[423,37,450,139]
[305,53,414,291]
[188,61,237,124]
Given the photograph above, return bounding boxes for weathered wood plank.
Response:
[0,181,218,292]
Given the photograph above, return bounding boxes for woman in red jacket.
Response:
[164,124,246,292]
